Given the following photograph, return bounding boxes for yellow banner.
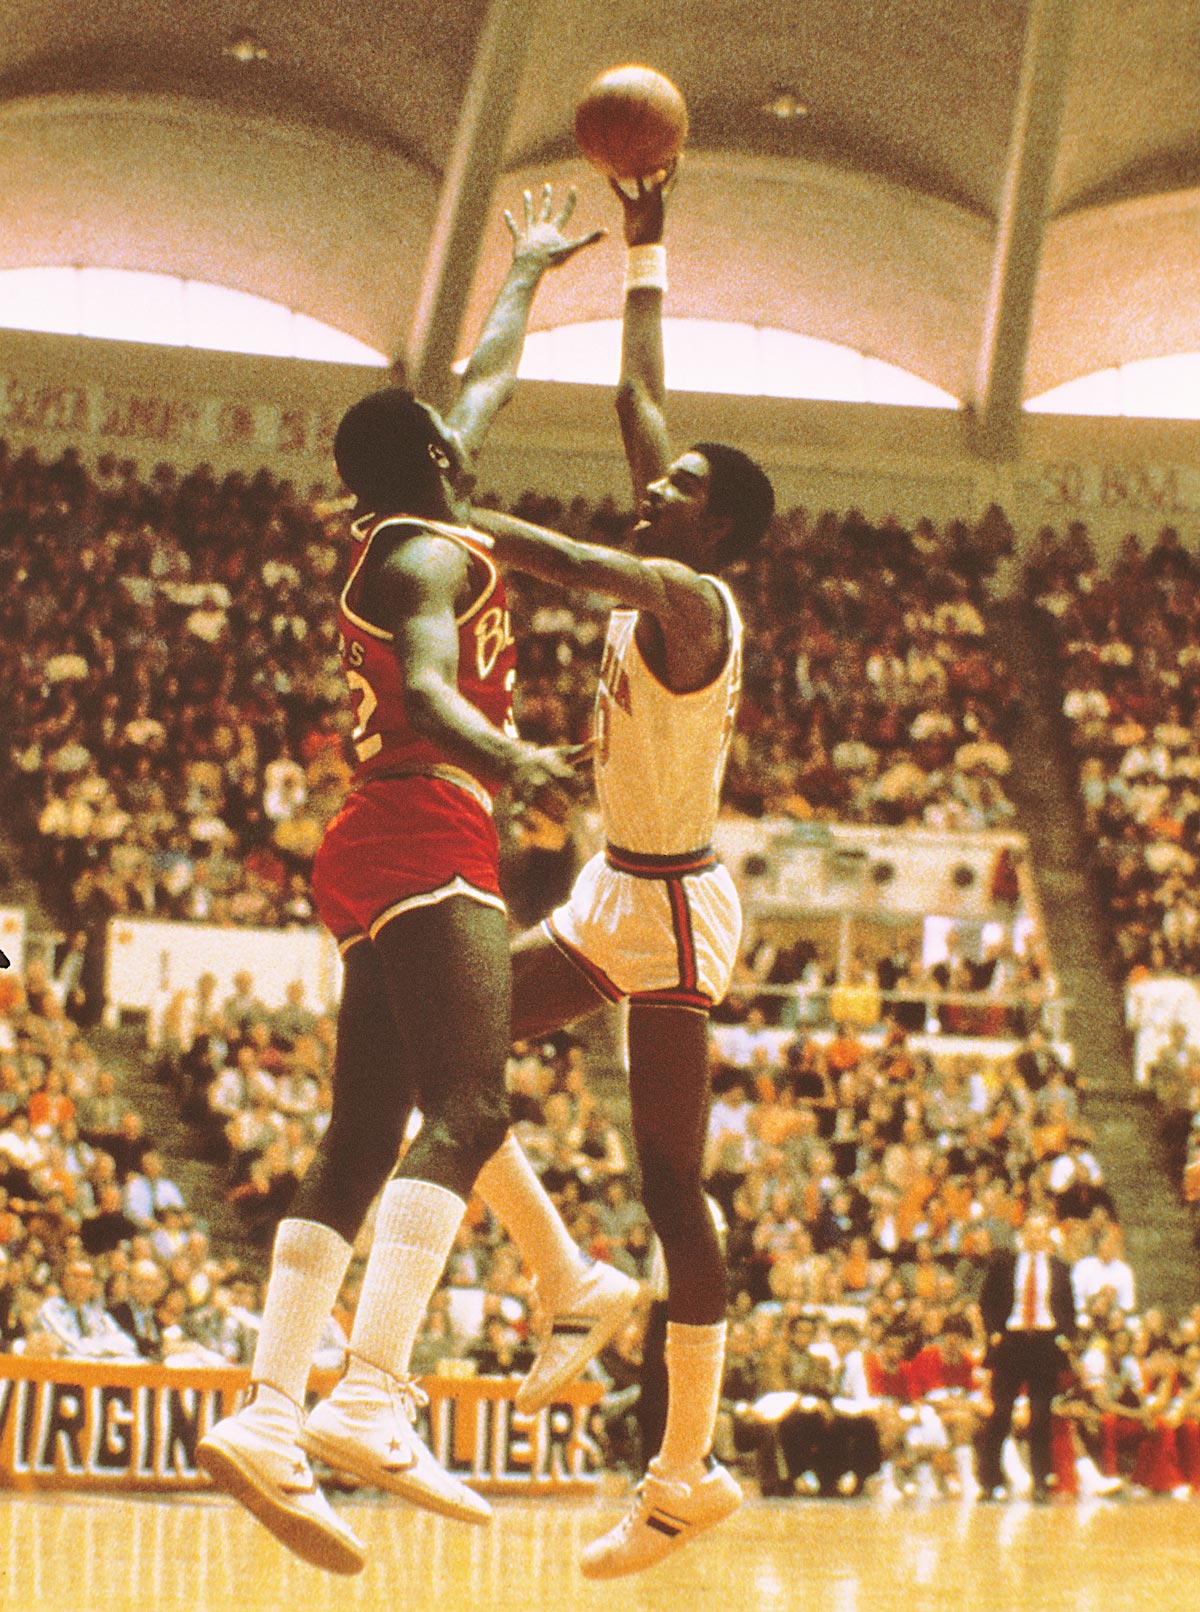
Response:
[0,1359,604,1494]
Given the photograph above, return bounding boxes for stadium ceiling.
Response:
[0,0,1196,453]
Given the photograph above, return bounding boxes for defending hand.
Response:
[505,184,605,270]
[508,740,593,822]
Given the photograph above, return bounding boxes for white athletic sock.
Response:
[344,1177,465,1381]
[1002,1435,1032,1491]
[654,1319,727,1481]
[249,1218,354,1406]
[476,1131,587,1307]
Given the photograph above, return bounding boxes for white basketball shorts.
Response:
[544,844,742,1011]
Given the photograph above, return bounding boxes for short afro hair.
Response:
[333,387,452,514]
[691,441,775,567]
[940,1313,974,1341]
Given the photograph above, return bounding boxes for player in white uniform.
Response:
[471,169,774,1578]
[545,578,743,1010]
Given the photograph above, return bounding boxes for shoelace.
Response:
[390,1373,429,1426]
[245,1386,308,1443]
[601,1487,647,1544]
[644,1466,689,1500]
[343,1353,430,1429]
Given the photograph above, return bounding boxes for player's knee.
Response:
[291,1147,389,1243]
[456,1089,511,1172]
[322,1113,407,1189]
[422,1086,511,1177]
[640,1156,705,1248]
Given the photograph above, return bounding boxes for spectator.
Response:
[705,1077,756,1218]
[81,1184,142,1256]
[108,1258,167,1359]
[123,1150,187,1229]
[106,1110,152,1181]
[1072,1223,1136,1319]
[33,1256,139,1359]
[221,972,268,1039]
[77,1068,127,1146]
[270,980,319,1049]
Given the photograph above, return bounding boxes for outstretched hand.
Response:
[609,161,678,246]
[509,739,594,824]
[505,184,605,270]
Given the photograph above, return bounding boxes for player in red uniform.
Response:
[199,185,600,1574]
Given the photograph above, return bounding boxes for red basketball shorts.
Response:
[311,775,504,953]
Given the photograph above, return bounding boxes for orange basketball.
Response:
[574,64,688,182]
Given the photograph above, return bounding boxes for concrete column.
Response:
[973,0,1079,462]
[406,0,541,411]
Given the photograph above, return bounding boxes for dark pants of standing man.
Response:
[977,1329,1064,1492]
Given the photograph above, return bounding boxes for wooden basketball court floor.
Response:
[1,1490,1196,1612]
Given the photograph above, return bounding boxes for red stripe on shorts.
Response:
[542,919,626,1003]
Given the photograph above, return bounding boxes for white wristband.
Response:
[624,243,667,294]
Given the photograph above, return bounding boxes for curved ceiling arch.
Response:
[0,93,438,357]
[1030,187,1200,396]
[462,154,992,402]
[0,2,1191,416]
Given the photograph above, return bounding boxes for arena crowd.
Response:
[0,442,1198,1501]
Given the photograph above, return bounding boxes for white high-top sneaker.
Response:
[199,1388,366,1575]
[301,1360,491,1523]
[516,1262,640,1414]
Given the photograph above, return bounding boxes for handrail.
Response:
[730,982,1071,1038]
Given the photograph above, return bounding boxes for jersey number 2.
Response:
[345,669,382,761]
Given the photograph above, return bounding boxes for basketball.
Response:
[574,64,688,182]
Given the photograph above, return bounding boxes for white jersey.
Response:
[594,576,742,855]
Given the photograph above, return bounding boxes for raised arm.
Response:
[373,531,581,806]
[442,185,602,465]
[611,174,674,502]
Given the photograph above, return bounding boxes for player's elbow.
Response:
[401,674,451,739]
[458,369,517,422]
[615,376,645,422]
[615,377,667,448]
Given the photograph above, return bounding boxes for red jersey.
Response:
[864,1352,912,1403]
[338,514,517,800]
[905,1344,980,1398]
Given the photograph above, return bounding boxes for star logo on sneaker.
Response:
[283,1458,316,1494]
[382,1435,415,1472]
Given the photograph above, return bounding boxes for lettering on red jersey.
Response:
[474,606,515,681]
[337,517,518,788]
[338,632,366,669]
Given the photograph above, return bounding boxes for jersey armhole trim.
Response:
[627,574,740,699]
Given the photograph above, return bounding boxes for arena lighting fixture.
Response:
[762,91,808,121]
[223,31,269,64]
